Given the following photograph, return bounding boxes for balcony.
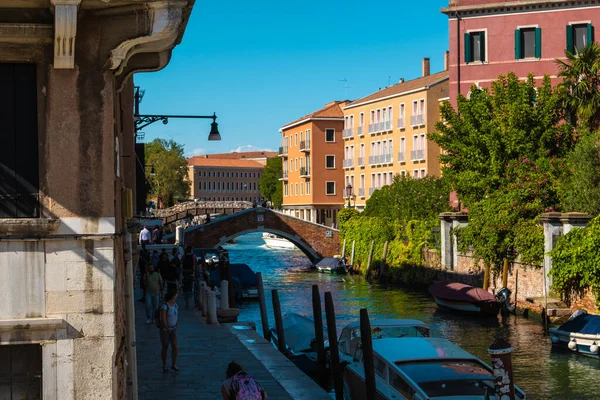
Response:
[342,128,354,139]
[397,151,406,163]
[383,120,393,131]
[358,188,365,197]
[343,159,354,168]
[383,153,393,164]
[357,157,365,167]
[411,149,425,161]
[299,140,310,152]
[397,118,405,129]
[369,187,378,196]
[279,146,288,157]
[410,114,425,126]
[279,171,288,180]
[300,167,310,178]
[357,126,364,136]
[368,154,393,165]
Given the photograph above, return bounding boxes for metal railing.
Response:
[342,128,354,139]
[279,146,288,156]
[357,157,365,167]
[357,126,364,136]
[280,171,288,180]
[343,159,354,168]
[383,153,393,164]
[383,120,392,131]
[299,140,310,151]
[411,149,425,161]
[368,124,376,134]
[397,151,406,163]
[397,118,405,129]
[300,167,310,177]
[358,188,365,197]
[410,114,425,126]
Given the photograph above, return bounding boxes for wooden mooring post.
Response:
[379,240,389,278]
[325,292,343,400]
[366,240,375,277]
[514,269,519,314]
[272,289,286,353]
[488,339,516,400]
[257,272,270,341]
[341,239,346,258]
[350,240,356,268]
[311,285,327,387]
[360,308,377,399]
[502,258,509,288]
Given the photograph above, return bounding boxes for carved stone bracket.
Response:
[107,1,187,76]
[51,0,82,69]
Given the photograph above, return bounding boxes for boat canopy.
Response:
[275,313,327,353]
[429,280,497,303]
[315,257,343,268]
[557,313,600,335]
[210,263,258,287]
[373,338,480,365]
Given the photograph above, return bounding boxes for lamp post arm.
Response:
[135,113,217,132]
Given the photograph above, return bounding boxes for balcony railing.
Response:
[357,126,364,136]
[411,149,425,161]
[397,151,406,163]
[300,167,310,177]
[397,118,405,129]
[368,154,393,165]
[299,140,310,152]
[343,159,354,168]
[368,124,376,134]
[358,188,365,197]
[279,171,288,180]
[357,157,365,167]
[279,146,288,156]
[342,128,354,139]
[410,114,425,126]
[368,121,394,134]
[383,120,392,131]
[383,153,393,164]
[369,187,377,196]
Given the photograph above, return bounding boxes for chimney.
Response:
[399,78,404,83]
[422,57,430,77]
[444,50,450,71]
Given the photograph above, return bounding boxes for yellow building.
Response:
[342,58,449,210]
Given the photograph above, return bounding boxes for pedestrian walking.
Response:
[181,246,196,309]
[194,258,208,309]
[163,257,179,295]
[158,291,179,372]
[138,244,151,302]
[151,250,160,268]
[152,226,160,244]
[144,264,163,324]
[221,361,267,400]
[139,225,151,245]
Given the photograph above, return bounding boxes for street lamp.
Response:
[345,184,353,208]
[133,86,221,141]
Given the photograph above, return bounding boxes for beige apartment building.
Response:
[279,101,348,227]
[188,158,265,202]
[189,150,277,166]
[342,58,449,210]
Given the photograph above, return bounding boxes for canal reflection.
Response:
[223,233,598,399]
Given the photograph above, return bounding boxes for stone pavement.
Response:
[134,288,331,400]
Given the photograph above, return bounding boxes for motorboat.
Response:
[262,232,296,249]
[315,257,348,274]
[209,263,259,300]
[550,309,600,359]
[270,313,328,378]
[428,280,512,316]
[343,337,527,400]
[338,319,430,362]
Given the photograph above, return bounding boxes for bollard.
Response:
[257,273,270,341]
[487,339,516,400]
[325,292,343,400]
[312,285,326,387]
[272,289,286,353]
[202,286,208,316]
[199,282,206,309]
[220,280,229,309]
[207,290,218,324]
[175,226,184,245]
[360,308,376,400]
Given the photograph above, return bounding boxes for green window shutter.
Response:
[587,23,595,45]
[515,29,522,59]
[566,25,574,53]
[479,31,486,61]
[464,33,472,63]
[535,27,542,58]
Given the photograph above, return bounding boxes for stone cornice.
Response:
[441,0,600,17]
[0,23,53,44]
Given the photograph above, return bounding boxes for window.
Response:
[306,182,310,195]
[360,143,365,158]
[326,181,336,195]
[515,27,541,59]
[284,184,288,196]
[295,133,298,146]
[325,129,335,142]
[300,182,304,195]
[413,169,419,179]
[326,155,335,169]
[419,99,425,115]
[0,345,42,398]
[360,112,364,126]
[374,356,387,379]
[567,23,594,53]
[295,183,298,196]
[421,169,426,178]
[464,31,486,63]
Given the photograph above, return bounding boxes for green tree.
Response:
[430,73,572,208]
[145,138,189,208]
[556,43,600,130]
[258,157,283,208]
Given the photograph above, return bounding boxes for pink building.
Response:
[442,0,599,103]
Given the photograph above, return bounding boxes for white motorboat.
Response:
[550,309,600,359]
[262,232,296,249]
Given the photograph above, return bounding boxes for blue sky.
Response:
[135,0,449,156]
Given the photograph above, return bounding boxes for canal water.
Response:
[223,233,599,400]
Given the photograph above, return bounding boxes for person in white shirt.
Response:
[139,225,151,245]
[159,291,179,372]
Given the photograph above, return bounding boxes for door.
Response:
[0,345,42,399]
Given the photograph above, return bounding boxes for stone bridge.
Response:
[183,207,340,262]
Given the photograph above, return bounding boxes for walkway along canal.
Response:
[224,233,600,400]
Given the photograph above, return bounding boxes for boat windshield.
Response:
[396,360,494,398]
[351,325,429,340]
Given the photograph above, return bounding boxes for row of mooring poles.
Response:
[256,275,517,400]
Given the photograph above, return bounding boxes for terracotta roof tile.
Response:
[187,158,264,168]
[345,71,449,109]
[281,101,349,130]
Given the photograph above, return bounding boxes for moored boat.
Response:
[343,337,527,400]
[315,257,348,274]
[550,309,600,359]
[209,263,259,300]
[428,280,511,316]
[262,232,296,249]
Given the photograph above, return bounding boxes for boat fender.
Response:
[590,342,598,354]
[568,339,577,351]
[550,335,559,344]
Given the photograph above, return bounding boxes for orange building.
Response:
[342,58,449,211]
[279,101,349,227]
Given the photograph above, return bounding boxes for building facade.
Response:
[188,150,278,166]
[188,158,264,202]
[442,0,599,103]
[279,101,348,227]
[0,1,194,399]
[342,59,449,210]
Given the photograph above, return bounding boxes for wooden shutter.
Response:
[535,27,542,58]
[587,23,595,45]
[566,25,574,53]
[515,29,522,59]
[464,33,472,63]
[479,31,486,62]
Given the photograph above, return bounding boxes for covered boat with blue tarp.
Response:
[550,310,600,359]
[315,257,347,274]
[209,263,259,300]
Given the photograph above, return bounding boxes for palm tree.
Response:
[556,43,600,130]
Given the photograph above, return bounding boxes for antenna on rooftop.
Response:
[339,78,351,98]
